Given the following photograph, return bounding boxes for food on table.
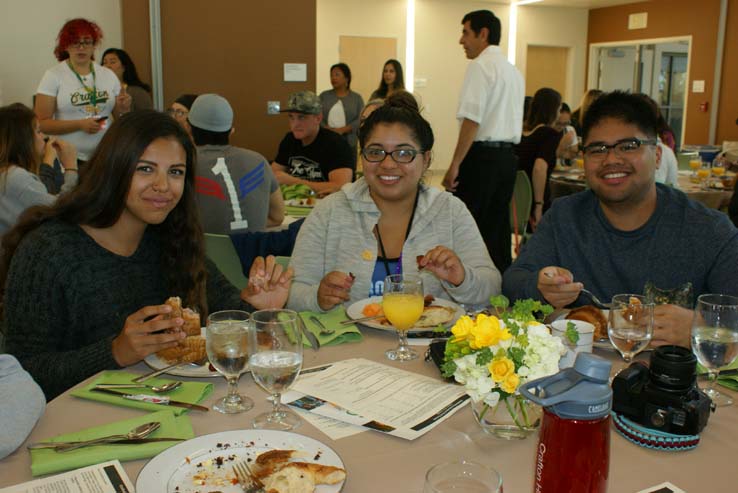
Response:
[156,335,206,364]
[281,184,315,205]
[622,296,644,321]
[566,305,607,340]
[253,449,346,493]
[361,300,454,328]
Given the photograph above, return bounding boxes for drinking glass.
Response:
[697,165,711,190]
[608,294,654,367]
[206,310,253,414]
[691,294,738,407]
[383,274,424,361]
[688,158,702,180]
[424,460,503,493]
[250,309,304,430]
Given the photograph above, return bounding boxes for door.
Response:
[339,36,397,102]
[525,46,569,98]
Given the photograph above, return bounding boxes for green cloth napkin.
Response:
[697,359,738,391]
[300,307,363,346]
[30,410,193,476]
[285,205,312,217]
[70,371,213,415]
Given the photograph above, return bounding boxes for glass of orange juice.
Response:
[689,159,702,177]
[697,167,711,189]
[383,274,424,361]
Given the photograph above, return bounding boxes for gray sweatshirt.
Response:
[0,354,45,459]
[287,179,501,312]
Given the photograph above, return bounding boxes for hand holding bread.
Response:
[242,255,294,310]
[111,302,187,367]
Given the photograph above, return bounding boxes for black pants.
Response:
[454,143,518,273]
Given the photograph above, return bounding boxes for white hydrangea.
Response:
[482,391,501,407]
[524,325,566,382]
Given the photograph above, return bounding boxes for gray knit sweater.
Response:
[287,179,501,312]
[3,219,248,400]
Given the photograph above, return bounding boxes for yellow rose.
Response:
[488,357,515,382]
[469,314,511,349]
[451,315,475,341]
[501,373,520,394]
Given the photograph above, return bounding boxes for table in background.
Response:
[550,169,734,210]
[1,329,737,492]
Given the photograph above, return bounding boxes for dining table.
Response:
[1,327,737,492]
[550,168,734,210]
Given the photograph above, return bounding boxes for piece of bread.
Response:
[416,305,456,328]
[566,305,608,340]
[164,297,201,339]
[253,449,346,493]
[156,335,206,364]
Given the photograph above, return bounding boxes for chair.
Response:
[204,233,249,290]
[509,170,533,255]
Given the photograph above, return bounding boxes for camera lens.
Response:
[648,345,696,393]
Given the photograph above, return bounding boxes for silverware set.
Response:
[27,421,185,452]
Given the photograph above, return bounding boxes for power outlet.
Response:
[267,101,280,115]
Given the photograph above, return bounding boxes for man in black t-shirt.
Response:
[271,91,354,196]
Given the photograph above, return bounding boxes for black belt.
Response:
[473,141,514,149]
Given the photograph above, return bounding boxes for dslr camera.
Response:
[612,345,714,435]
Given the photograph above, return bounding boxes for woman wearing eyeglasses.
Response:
[34,18,131,163]
[287,94,500,312]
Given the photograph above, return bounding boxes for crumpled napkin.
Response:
[70,371,212,415]
[300,307,363,346]
[30,409,193,476]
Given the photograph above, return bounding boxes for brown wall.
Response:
[588,0,736,145]
[120,0,316,159]
[717,0,738,144]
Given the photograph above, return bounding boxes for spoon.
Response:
[29,422,161,452]
[94,381,182,393]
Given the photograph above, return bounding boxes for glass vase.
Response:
[472,394,541,440]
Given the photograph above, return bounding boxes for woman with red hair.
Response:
[34,18,131,163]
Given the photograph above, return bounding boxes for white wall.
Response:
[516,4,588,107]
[414,0,511,170]
[316,0,407,95]
[0,0,122,107]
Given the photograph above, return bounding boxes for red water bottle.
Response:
[520,352,612,493]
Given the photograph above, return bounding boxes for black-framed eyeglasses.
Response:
[361,147,422,164]
[582,138,657,161]
[70,39,94,48]
[167,108,188,118]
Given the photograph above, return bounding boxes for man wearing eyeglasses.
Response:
[271,91,354,196]
[503,91,738,348]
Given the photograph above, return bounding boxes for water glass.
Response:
[691,294,738,407]
[250,309,304,430]
[608,294,654,365]
[206,310,253,414]
[383,274,424,361]
[424,460,503,493]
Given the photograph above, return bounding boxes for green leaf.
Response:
[476,347,494,366]
[565,321,580,344]
[509,347,526,367]
[441,360,457,378]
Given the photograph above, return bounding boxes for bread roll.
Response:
[566,305,607,340]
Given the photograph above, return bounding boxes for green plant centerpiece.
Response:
[442,295,566,439]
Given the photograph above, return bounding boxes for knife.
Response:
[28,437,187,449]
[91,387,209,412]
[298,314,320,350]
[698,368,738,377]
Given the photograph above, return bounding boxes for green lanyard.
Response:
[67,60,98,107]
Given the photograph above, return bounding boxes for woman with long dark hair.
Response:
[288,93,499,313]
[34,18,131,162]
[370,59,405,100]
[0,103,78,236]
[1,110,291,400]
[514,87,564,230]
[102,48,153,111]
[319,63,364,153]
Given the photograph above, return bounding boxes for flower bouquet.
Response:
[441,296,566,439]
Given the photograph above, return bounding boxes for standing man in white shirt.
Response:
[442,10,524,273]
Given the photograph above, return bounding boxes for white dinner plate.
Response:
[346,296,463,332]
[285,198,316,208]
[143,327,219,378]
[136,429,346,493]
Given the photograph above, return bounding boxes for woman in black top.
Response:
[0,110,291,399]
[514,87,563,231]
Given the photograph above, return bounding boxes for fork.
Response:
[233,460,266,493]
[580,288,612,309]
[309,315,335,335]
